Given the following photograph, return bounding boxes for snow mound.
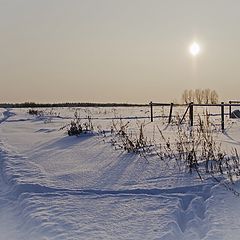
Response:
[231,109,240,118]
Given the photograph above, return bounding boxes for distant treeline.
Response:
[0,102,148,108]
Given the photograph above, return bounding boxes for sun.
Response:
[189,42,200,56]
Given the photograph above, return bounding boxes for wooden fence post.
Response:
[168,103,173,124]
[189,102,194,127]
[221,102,224,132]
[179,104,190,124]
[150,101,153,122]
[229,101,232,118]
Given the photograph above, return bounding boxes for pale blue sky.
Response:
[1,0,240,103]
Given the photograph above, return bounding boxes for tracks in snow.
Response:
[10,181,214,239]
[167,184,212,239]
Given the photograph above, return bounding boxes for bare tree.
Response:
[203,89,211,104]
[188,89,195,103]
[195,89,204,104]
[181,88,219,104]
[210,90,219,104]
[182,89,189,104]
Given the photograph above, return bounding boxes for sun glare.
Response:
[189,42,200,56]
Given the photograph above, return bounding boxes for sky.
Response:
[1,0,240,103]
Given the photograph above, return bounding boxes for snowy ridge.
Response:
[0,109,16,124]
[10,182,213,199]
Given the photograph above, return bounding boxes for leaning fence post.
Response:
[229,101,232,118]
[168,103,173,124]
[221,102,224,132]
[189,102,194,127]
[150,101,153,122]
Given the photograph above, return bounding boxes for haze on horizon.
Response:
[1,0,240,104]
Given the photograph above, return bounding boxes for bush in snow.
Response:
[61,110,94,136]
[106,114,240,186]
[28,109,43,116]
[68,121,83,136]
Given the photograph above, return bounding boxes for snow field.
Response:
[0,107,240,239]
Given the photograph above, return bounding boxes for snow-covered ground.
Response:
[0,107,240,240]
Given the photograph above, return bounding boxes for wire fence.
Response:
[149,101,240,131]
